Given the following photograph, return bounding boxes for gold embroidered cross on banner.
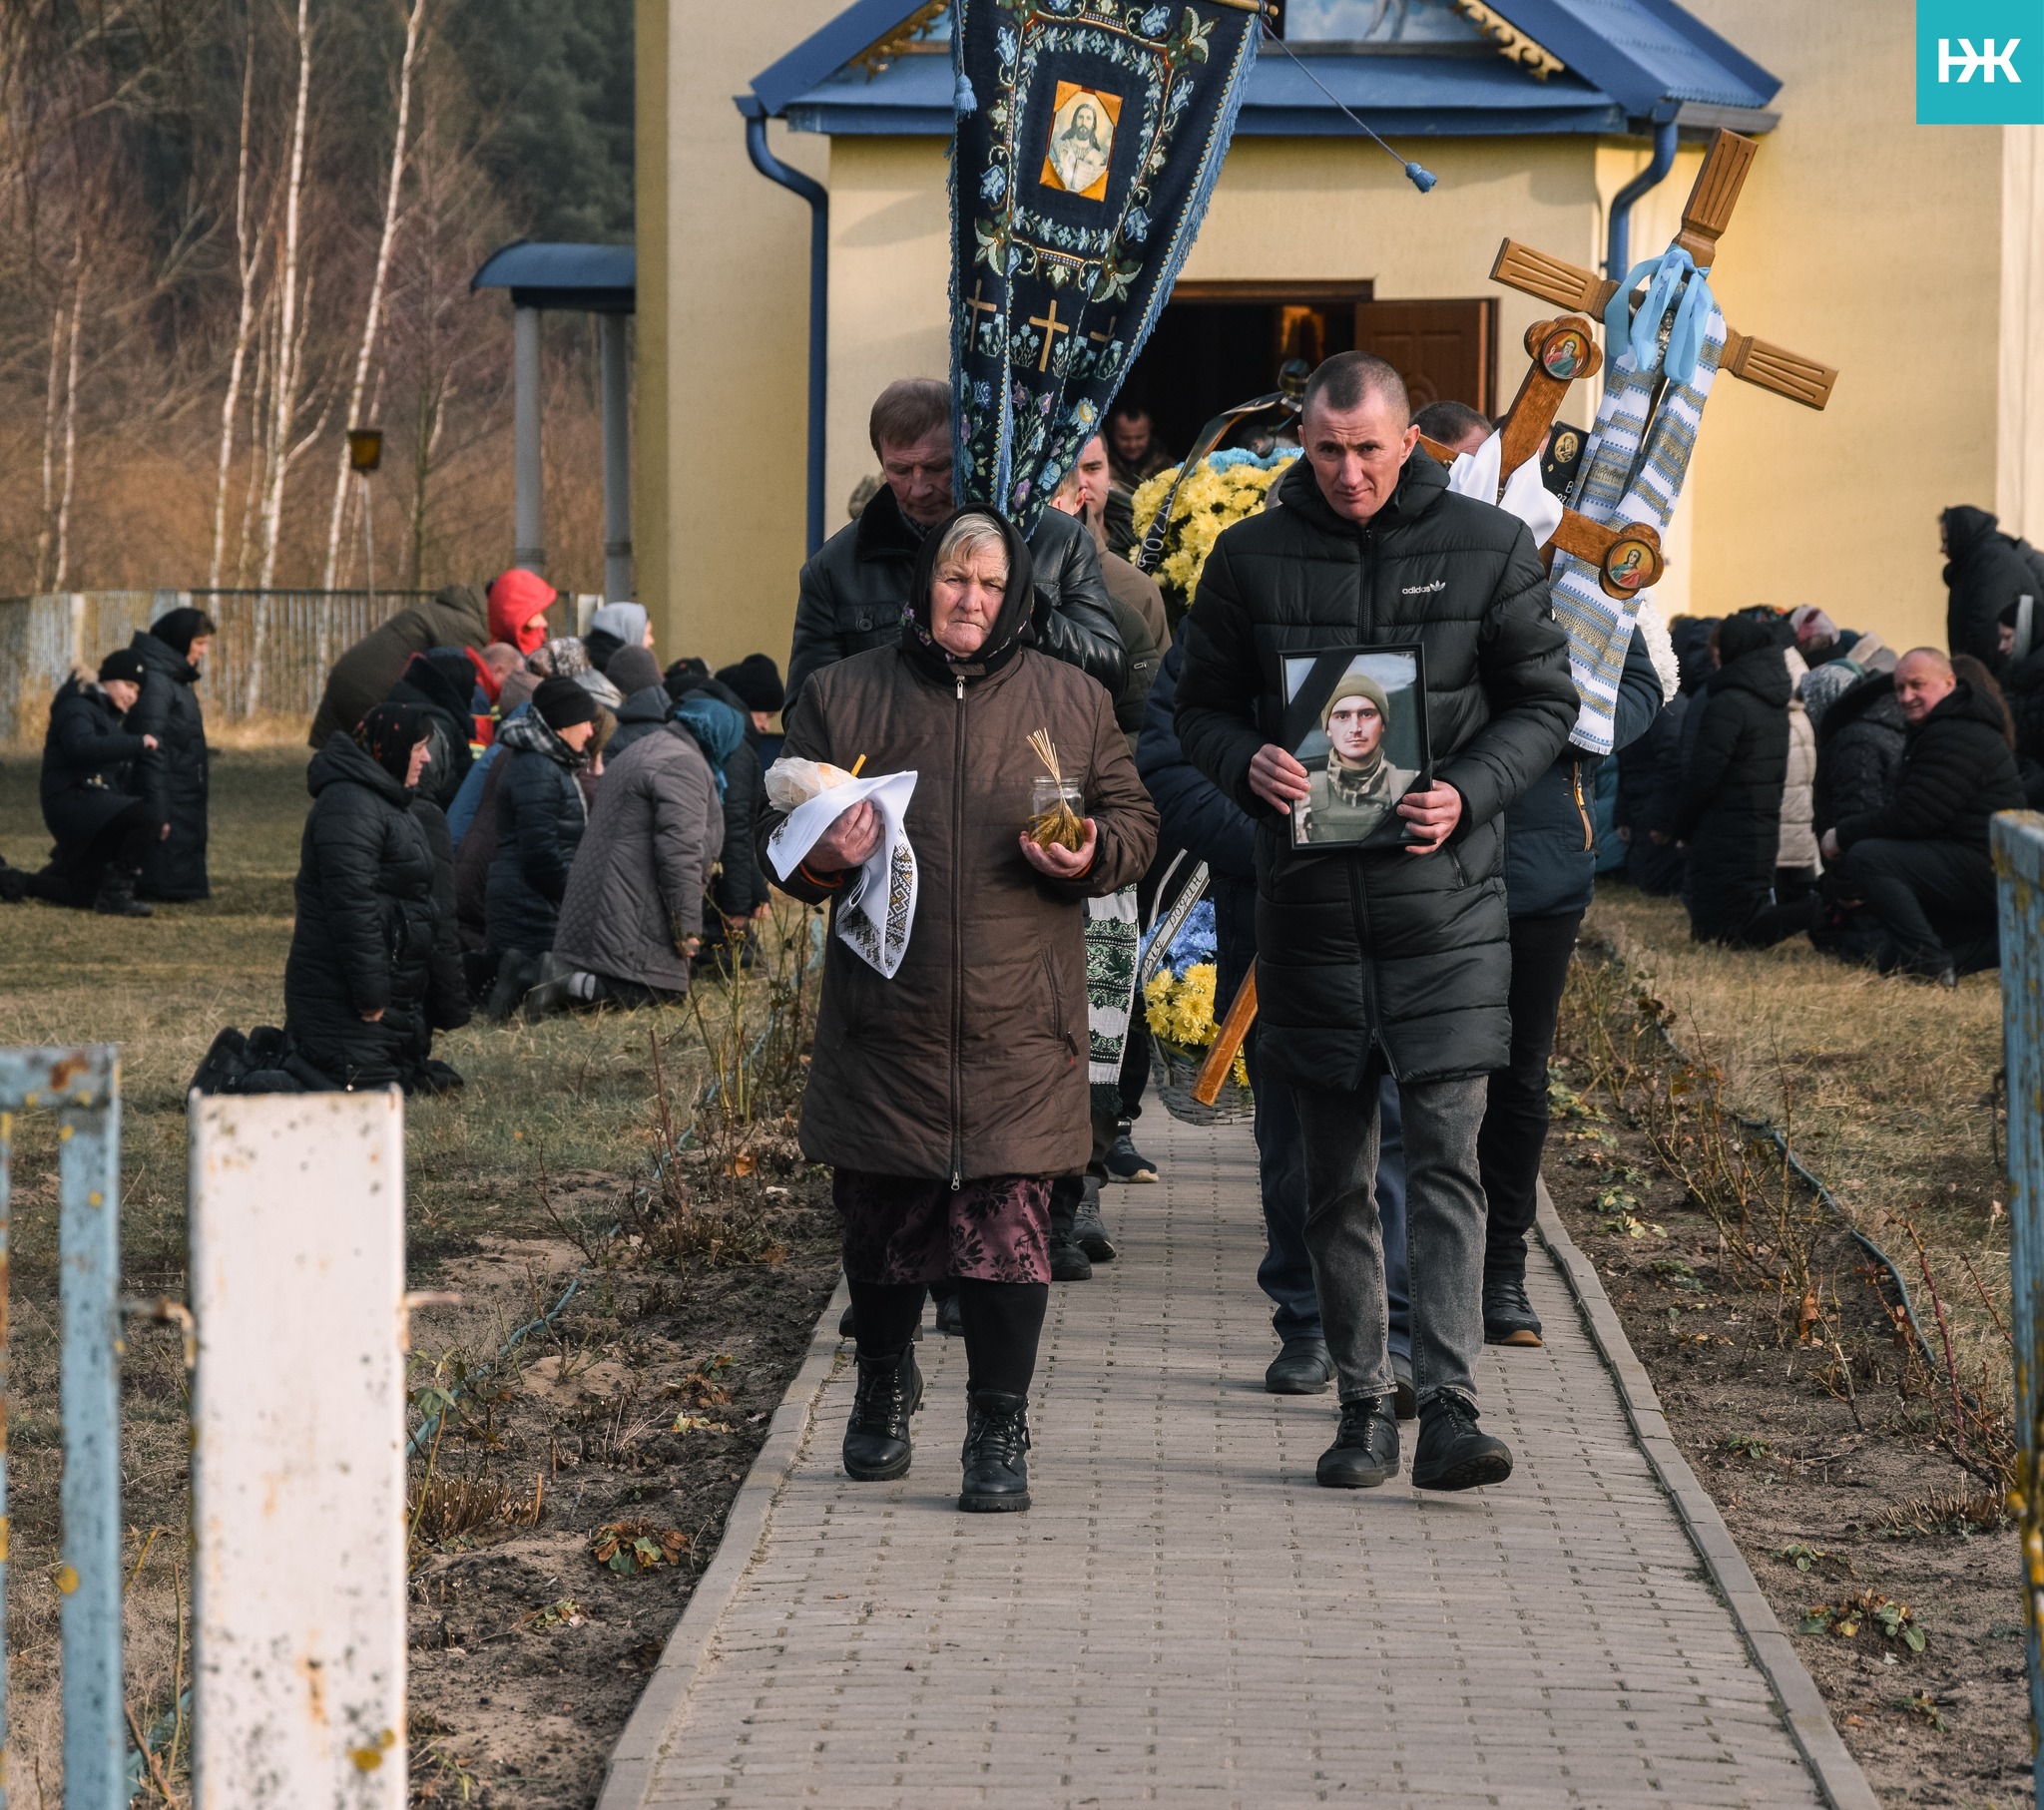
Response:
[1028,299,1072,372]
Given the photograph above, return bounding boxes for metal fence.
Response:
[1993,810,2044,1805]
[0,1045,125,1809]
[0,590,427,744]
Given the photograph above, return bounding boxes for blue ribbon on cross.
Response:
[1603,246,1717,385]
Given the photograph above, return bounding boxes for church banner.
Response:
[949,0,1262,536]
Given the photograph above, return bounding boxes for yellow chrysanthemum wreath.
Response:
[1127,449,1299,603]
[1143,964,1250,1089]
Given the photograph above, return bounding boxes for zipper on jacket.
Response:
[951,674,967,1189]
[1571,762,1593,852]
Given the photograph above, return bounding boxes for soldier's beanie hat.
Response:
[1321,670,1391,731]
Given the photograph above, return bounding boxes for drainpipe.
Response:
[1606,105,1681,285]
[738,95,829,558]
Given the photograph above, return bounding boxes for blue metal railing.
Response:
[1993,811,2044,1806]
[0,1046,126,1810]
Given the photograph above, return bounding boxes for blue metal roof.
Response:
[471,241,635,313]
[749,0,1778,136]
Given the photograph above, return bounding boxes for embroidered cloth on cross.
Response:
[949,0,1261,535]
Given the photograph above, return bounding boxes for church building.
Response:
[635,1,2036,667]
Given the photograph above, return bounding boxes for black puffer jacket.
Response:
[1138,633,1256,884]
[130,628,210,900]
[1997,645,2044,806]
[485,713,589,952]
[40,679,150,850]
[285,733,469,1090]
[1502,624,1664,918]
[1669,621,1790,907]
[786,481,1127,706]
[1176,452,1577,1087]
[1836,678,2024,852]
[1812,673,1907,840]
[1944,506,2044,667]
[384,651,476,810]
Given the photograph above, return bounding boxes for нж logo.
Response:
[1939,37,2021,81]
[1919,4,2044,121]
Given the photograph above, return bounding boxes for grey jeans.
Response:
[1293,1063,1488,1409]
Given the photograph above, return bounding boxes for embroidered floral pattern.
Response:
[950,0,1260,535]
[835,1170,1054,1285]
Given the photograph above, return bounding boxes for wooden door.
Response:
[1353,299,1496,415]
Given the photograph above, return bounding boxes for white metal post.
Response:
[190,1092,409,1809]
[513,304,545,574]
[600,313,633,603]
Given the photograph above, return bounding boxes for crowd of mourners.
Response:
[6,362,2036,1518]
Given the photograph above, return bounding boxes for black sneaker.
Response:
[1048,1234,1092,1281]
[1410,1393,1513,1492]
[1101,1120,1158,1183]
[1315,1396,1399,1489]
[959,1390,1032,1511]
[1482,1275,1544,1347]
[1071,1177,1118,1261]
[842,1348,923,1482]
[1265,1337,1334,1395]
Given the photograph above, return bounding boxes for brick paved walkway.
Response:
[615,1118,1840,1808]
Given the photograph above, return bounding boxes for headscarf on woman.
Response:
[354,701,431,785]
[900,507,1037,681]
[670,693,747,797]
[150,607,217,663]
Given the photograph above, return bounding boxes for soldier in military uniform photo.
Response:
[1292,671,1419,847]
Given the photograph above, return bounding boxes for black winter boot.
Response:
[1411,1392,1513,1492]
[841,1348,923,1482]
[1265,1337,1334,1395]
[93,873,152,917]
[959,1390,1032,1512]
[1482,1275,1544,1347]
[1315,1396,1399,1489]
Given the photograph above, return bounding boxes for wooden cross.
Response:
[1492,129,1838,412]
[1029,298,1071,372]
[1416,313,1666,603]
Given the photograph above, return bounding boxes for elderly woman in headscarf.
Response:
[285,702,470,1091]
[763,506,1157,1514]
[533,691,739,1015]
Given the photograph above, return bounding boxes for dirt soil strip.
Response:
[595,1273,852,1809]
[1538,1182,1880,1810]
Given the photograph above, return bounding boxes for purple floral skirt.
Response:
[833,1169,1053,1285]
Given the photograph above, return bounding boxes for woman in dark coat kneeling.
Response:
[32,648,162,915]
[286,703,470,1091]
[131,607,215,902]
[764,508,1157,1513]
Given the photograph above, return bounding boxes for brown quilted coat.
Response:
[765,644,1157,1183]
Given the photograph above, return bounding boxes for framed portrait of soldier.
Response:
[1279,646,1431,850]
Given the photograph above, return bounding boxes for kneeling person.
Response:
[33,648,163,916]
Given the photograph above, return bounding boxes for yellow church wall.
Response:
[634,0,840,672]
[1671,0,2001,651]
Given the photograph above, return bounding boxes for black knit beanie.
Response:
[533,676,598,732]
[716,654,786,714]
[98,649,147,687]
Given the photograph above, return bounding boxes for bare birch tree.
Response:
[209,17,265,591]
[320,0,426,593]
[52,250,85,590]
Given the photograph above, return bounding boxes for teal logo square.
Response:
[1919,1,2044,123]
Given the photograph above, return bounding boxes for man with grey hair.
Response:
[1176,350,1577,1493]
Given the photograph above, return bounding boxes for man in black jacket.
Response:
[1140,637,1413,1404]
[31,648,162,916]
[1943,506,2044,667]
[1177,352,1577,1494]
[785,378,1126,709]
[1821,649,2025,983]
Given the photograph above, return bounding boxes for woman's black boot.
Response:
[959,1390,1032,1512]
[842,1348,923,1481]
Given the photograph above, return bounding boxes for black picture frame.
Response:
[1279,644,1432,850]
